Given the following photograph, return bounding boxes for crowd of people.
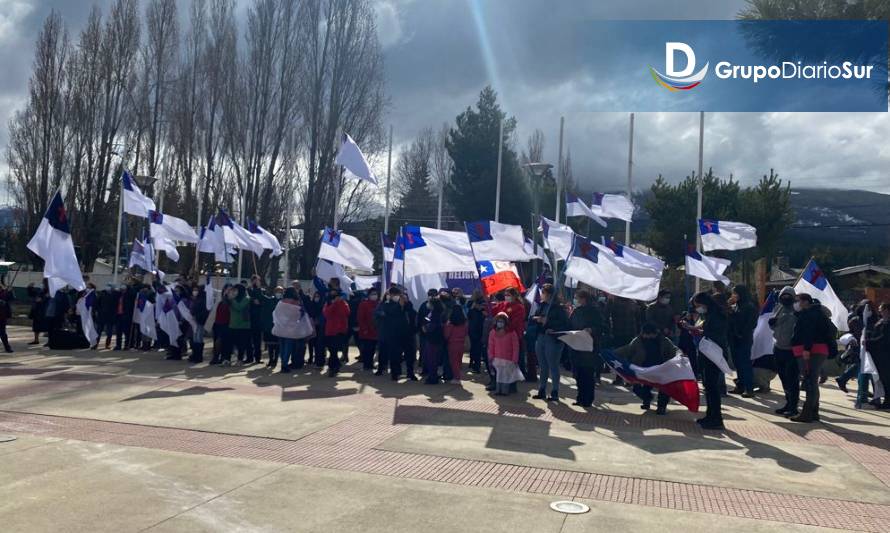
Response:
[11,271,890,431]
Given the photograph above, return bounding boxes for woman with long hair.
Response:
[531,284,570,402]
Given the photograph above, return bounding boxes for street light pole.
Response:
[695,111,705,293]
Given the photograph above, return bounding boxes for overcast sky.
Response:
[2,0,889,196]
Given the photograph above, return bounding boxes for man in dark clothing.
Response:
[790,293,834,422]
[467,291,487,373]
[608,297,639,386]
[97,284,119,350]
[189,285,210,363]
[116,282,137,350]
[247,276,265,364]
[569,289,604,407]
[866,303,890,410]
[378,287,415,380]
[615,322,680,415]
[645,289,676,340]
[416,288,438,370]
[729,285,758,397]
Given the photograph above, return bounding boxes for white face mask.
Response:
[369,294,378,301]
[696,306,707,314]
[793,302,802,312]
[597,296,607,304]
[495,321,506,330]
[573,299,580,307]
[192,291,199,297]
[504,296,514,303]
[659,297,670,305]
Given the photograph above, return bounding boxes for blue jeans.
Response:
[280,338,295,369]
[731,339,754,392]
[536,335,564,398]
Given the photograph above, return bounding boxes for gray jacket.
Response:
[770,287,797,349]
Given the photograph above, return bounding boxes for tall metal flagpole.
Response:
[695,111,705,293]
[384,125,393,234]
[113,172,124,285]
[494,118,504,222]
[333,127,343,231]
[555,116,564,224]
[283,192,293,285]
[236,195,244,280]
[194,173,204,274]
[436,176,444,229]
[625,113,634,245]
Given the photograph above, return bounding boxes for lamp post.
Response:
[523,162,554,282]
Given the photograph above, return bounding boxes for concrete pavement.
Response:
[1,325,889,532]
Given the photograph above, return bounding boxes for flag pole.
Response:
[695,111,705,293]
[625,113,634,245]
[194,173,204,275]
[436,175,444,230]
[555,116,564,224]
[384,125,393,235]
[113,171,124,285]
[333,128,343,231]
[494,118,504,223]
[236,197,244,280]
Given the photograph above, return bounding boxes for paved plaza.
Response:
[2,325,890,532]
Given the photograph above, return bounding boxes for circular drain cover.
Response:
[0,435,16,443]
[550,501,589,514]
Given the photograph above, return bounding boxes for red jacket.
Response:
[357,299,378,340]
[495,300,526,335]
[323,299,350,336]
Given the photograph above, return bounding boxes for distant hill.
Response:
[786,188,890,248]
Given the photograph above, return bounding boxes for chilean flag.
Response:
[476,260,524,296]
[601,349,700,412]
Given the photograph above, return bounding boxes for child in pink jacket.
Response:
[488,312,523,395]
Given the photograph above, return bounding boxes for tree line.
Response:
[6,0,385,278]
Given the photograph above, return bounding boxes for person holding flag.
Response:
[613,322,688,415]
[530,284,571,402]
[569,289,605,407]
[865,303,890,410]
[686,291,730,430]
[728,285,758,398]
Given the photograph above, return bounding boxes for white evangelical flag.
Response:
[152,236,180,262]
[699,337,733,375]
[685,248,730,285]
[128,238,153,271]
[699,219,757,252]
[539,215,574,262]
[198,216,231,263]
[315,258,354,296]
[524,238,551,270]
[157,296,181,341]
[400,225,477,277]
[335,133,378,186]
[601,237,665,273]
[121,170,156,217]
[247,219,283,257]
[465,221,535,262]
[860,304,884,398]
[563,235,661,302]
[590,192,634,222]
[556,330,594,352]
[135,295,157,341]
[149,210,199,244]
[76,289,99,347]
[752,291,778,361]
[318,227,374,271]
[215,210,265,256]
[565,192,606,227]
[26,191,85,296]
[794,259,849,332]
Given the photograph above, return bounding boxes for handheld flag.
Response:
[400,225,477,278]
[26,191,85,295]
[335,133,378,186]
[794,259,849,332]
[215,209,264,256]
[523,237,551,269]
[247,219,283,257]
[699,219,757,252]
[601,237,665,273]
[152,236,181,263]
[601,349,699,412]
[121,171,156,217]
[76,289,98,347]
[318,227,375,271]
[476,260,524,296]
[128,239,153,271]
[751,291,777,361]
[314,258,353,297]
[698,337,733,375]
[563,235,661,302]
[590,193,634,222]
[148,210,199,244]
[538,215,575,262]
[466,221,536,262]
[198,216,231,263]
[565,192,607,227]
[685,246,731,285]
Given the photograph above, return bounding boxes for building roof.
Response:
[832,264,890,277]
